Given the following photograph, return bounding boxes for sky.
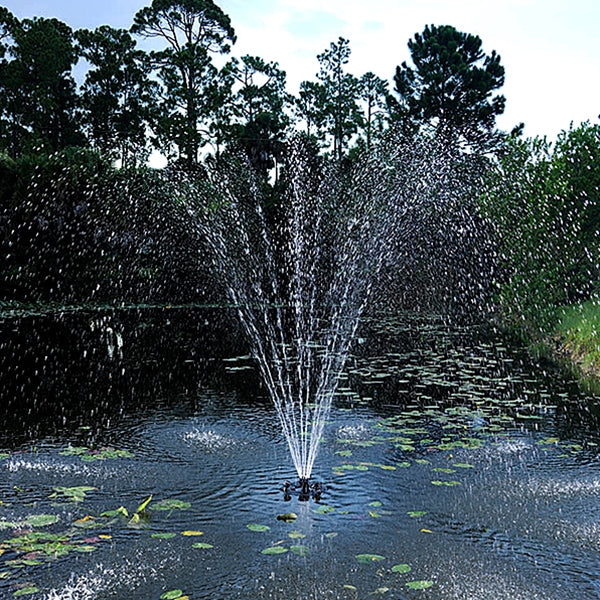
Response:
[2,0,599,141]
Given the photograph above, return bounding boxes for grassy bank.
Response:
[553,299,600,380]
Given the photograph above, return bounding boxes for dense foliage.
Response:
[480,122,600,337]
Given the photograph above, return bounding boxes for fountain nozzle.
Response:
[282,478,323,502]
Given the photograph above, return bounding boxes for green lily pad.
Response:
[50,486,96,502]
[101,507,129,518]
[261,546,288,555]
[407,511,427,518]
[431,480,461,487]
[24,514,59,527]
[406,580,434,590]
[151,499,191,511]
[247,523,270,532]
[73,545,97,553]
[290,544,310,556]
[452,463,474,469]
[0,453,10,460]
[152,532,177,539]
[356,553,386,564]
[392,563,411,573]
[160,591,184,600]
[335,450,352,457]
[192,542,213,549]
[313,505,335,515]
[368,501,383,507]
[13,587,40,597]
[288,530,306,539]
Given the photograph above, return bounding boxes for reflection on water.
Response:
[0,309,599,599]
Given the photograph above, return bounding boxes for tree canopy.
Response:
[393,24,506,151]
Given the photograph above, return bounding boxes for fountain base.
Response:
[282,478,324,502]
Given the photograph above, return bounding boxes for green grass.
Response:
[556,300,600,372]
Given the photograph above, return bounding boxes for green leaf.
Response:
[313,505,335,514]
[431,480,461,486]
[152,533,177,539]
[406,580,434,590]
[101,506,129,518]
[25,514,59,527]
[136,495,153,514]
[151,499,190,511]
[246,523,270,532]
[73,545,97,553]
[288,530,306,539]
[432,467,456,474]
[407,511,427,518]
[356,553,386,564]
[261,546,288,555]
[335,449,352,457]
[392,563,411,573]
[13,588,40,597]
[290,544,310,556]
[191,542,213,549]
[160,591,184,600]
[368,501,383,507]
[52,486,96,502]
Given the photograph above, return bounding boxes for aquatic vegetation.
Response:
[59,446,135,461]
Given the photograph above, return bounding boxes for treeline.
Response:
[0,2,507,167]
[0,0,598,340]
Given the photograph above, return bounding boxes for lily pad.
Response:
[151,533,177,539]
[335,450,352,457]
[151,499,191,511]
[290,544,310,556]
[50,486,96,503]
[192,542,213,549]
[160,591,184,600]
[247,523,270,532]
[288,530,306,539]
[407,511,427,518]
[392,563,411,573]
[356,553,386,564]
[261,546,288,555]
[406,580,434,590]
[313,505,335,515]
[13,587,39,597]
[181,530,203,536]
[24,514,59,528]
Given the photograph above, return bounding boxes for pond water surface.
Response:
[0,308,599,599]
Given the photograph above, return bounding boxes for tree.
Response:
[294,80,328,147]
[131,0,236,168]
[224,55,290,176]
[77,26,159,167]
[394,24,505,151]
[314,37,361,160]
[0,15,83,156]
[357,72,389,151]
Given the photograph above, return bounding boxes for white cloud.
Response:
[226,0,600,139]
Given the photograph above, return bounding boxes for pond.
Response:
[1,307,599,599]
